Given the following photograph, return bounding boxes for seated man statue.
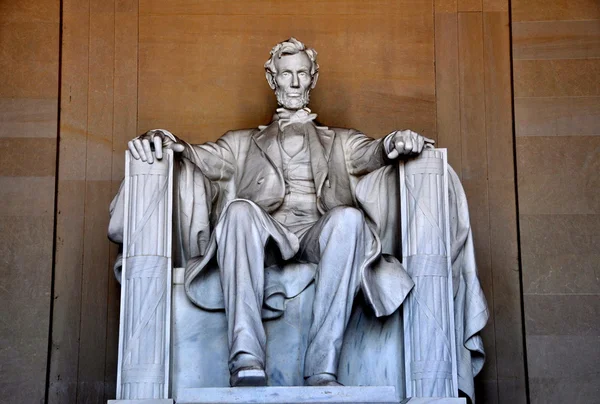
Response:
[126,38,435,388]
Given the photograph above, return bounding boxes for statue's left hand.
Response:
[128,129,185,163]
[386,130,434,159]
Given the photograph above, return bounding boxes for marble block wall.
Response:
[0,1,59,403]
[3,0,600,403]
[512,0,600,402]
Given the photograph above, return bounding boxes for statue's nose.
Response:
[291,74,300,88]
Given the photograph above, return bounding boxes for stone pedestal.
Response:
[108,390,466,404]
[108,400,174,404]
[175,386,466,404]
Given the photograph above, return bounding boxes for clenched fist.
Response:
[386,130,434,159]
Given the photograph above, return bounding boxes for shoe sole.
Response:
[230,369,267,387]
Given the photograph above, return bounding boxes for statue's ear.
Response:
[265,72,277,90]
[310,71,319,89]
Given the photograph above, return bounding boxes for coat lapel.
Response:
[252,121,283,176]
[253,119,336,201]
[305,123,336,197]
[316,124,335,162]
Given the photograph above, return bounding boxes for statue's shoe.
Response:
[230,367,267,387]
[305,373,344,387]
[229,353,267,387]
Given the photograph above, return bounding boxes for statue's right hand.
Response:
[128,129,185,163]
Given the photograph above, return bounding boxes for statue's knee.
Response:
[222,200,257,228]
[225,200,254,218]
[329,206,365,229]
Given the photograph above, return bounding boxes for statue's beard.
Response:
[275,87,310,110]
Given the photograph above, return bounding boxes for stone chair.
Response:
[107,149,488,404]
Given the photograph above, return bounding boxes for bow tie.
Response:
[276,108,318,130]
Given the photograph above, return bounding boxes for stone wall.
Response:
[512,0,600,402]
[0,1,59,402]
[4,0,598,403]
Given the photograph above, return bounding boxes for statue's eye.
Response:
[299,72,307,78]
[282,72,291,77]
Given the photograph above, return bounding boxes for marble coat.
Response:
[176,120,415,319]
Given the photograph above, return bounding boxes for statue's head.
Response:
[265,38,319,110]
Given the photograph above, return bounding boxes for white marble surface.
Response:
[116,150,173,399]
[174,387,467,404]
[108,400,174,404]
[400,149,458,397]
[176,386,398,403]
[106,395,465,404]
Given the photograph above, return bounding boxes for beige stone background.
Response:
[0,0,597,403]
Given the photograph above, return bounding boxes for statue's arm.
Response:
[127,129,240,181]
[345,129,389,175]
[179,132,239,181]
[345,129,433,175]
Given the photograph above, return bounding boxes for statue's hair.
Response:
[264,37,319,90]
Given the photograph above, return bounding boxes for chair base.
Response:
[174,386,466,404]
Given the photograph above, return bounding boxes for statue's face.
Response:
[273,52,313,110]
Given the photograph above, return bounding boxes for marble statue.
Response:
[108,38,489,403]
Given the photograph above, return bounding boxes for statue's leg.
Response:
[214,199,298,386]
[298,206,369,385]
[216,200,269,385]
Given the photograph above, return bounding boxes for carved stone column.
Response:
[116,150,173,400]
[400,149,458,398]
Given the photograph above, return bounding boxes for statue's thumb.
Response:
[170,143,185,153]
[387,149,399,160]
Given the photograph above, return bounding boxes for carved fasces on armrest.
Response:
[116,150,173,400]
[399,148,459,398]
